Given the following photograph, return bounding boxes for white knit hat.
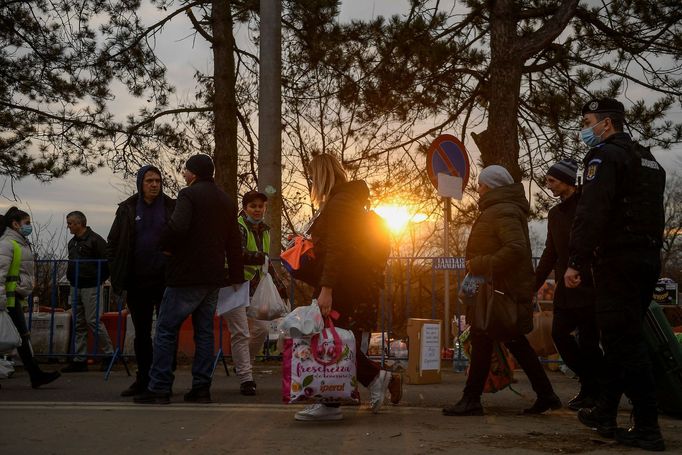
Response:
[478,165,514,189]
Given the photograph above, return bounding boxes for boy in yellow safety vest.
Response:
[221,191,287,395]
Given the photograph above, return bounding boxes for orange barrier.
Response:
[177,315,232,360]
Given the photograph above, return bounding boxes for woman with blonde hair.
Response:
[294,154,401,421]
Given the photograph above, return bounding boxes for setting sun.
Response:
[374,204,428,234]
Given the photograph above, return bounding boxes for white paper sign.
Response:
[420,323,441,372]
[216,281,250,316]
[437,173,463,199]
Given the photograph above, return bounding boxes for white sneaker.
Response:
[368,370,391,413]
[294,403,343,421]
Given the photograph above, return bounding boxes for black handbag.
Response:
[472,278,520,341]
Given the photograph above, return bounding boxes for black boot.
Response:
[31,370,61,389]
[240,380,257,396]
[568,386,597,411]
[615,426,665,452]
[443,394,484,416]
[134,388,171,405]
[523,393,562,414]
[184,385,212,403]
[121,372,148,397]
[577,406,618,438]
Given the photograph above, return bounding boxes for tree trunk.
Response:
[480,0,524,182]
[212,0,238,199]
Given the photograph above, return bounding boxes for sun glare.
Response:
[374,204,428,234]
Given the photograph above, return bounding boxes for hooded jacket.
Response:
[309,180,378,329]
[466,182,535,335]
[0,228,34,308]
[310,180,370,289]
[106,165,176,292]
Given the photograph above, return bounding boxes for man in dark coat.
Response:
[62,211,113,373]
[535,159,602,411]
[566,98,666,451]
[443,165,561,416]
[107,165,175,397]
[134,154,244,405]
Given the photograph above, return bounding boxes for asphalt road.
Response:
[1,363,681,454]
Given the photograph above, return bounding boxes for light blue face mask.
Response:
[19,224,32,237]
[580,119,605,147]
[246,215,262,225]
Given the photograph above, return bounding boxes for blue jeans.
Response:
[148,286,218,393]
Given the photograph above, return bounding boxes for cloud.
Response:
[1,168,129,238]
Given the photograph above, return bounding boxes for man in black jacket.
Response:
[62,211,113,373]
[535,159,602,411]
[107,165,176,397]
[566,99,666,451]
[134,154,244,405]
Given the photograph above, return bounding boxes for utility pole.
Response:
[258,0,282,255]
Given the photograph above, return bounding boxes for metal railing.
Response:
[23,256,555,379]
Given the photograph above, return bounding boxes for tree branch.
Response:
[106,0,208,59]
[517,0,579,60]
[187,8,214,43]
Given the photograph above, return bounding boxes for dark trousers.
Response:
[464,331,555,399]
[324,328,381,408]
[593,249,660,427]
[7,303,41,380]
[127,285,165,385]
[353,330,381,387]
[318,282,383,408]
[552,305,603,393]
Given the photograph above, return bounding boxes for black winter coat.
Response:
[67,227,110,288]
[466,183,535,335]
[569,132,665,270]
[535,193,594,309]
[310,180,377,330]
[160,179,244,287]
[106,193,176,292]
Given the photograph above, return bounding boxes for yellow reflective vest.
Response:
[238,217,270,281]
[5,240,22,308]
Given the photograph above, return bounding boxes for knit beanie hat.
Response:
[478,165,514,189]
[185,154,214,179]
[547,159,578,186]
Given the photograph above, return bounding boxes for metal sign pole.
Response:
[443,197,451,353]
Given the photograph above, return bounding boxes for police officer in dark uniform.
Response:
[565,98,666,452]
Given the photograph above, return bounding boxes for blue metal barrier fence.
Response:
[24,257,554,379]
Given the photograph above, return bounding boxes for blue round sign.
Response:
[426,134,470,191]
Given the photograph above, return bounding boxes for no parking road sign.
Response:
[426,134,470,199]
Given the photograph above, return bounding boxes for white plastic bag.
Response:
[247,261,290,321]
[278,300,324,338]
[0,310,22,354]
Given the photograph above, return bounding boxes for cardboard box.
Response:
[406,318,442,385]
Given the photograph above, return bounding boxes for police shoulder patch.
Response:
[585,158,602,181]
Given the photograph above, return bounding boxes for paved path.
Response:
[1,363,680,454]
